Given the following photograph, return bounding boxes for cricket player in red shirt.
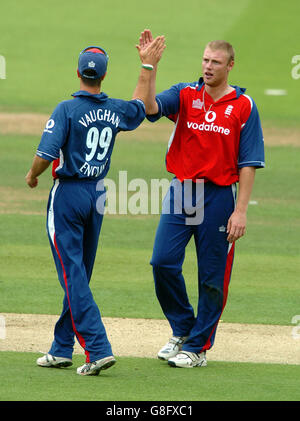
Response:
[134,30,265,368]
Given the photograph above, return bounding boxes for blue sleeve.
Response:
[118,99,146,131]
[146,82,190,122]
[36,102,69,161]
[238,100,265,169]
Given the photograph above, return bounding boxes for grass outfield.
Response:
[1,352,300,401]
[0,0,299,127]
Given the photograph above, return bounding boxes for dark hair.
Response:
[80,69,102,87]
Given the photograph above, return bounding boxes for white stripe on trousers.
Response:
[47,179,60,245]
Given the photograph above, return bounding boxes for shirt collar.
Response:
[196,77,246,98]
[72,90,108,102]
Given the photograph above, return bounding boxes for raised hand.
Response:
[137,29,153,51]
[136,32,166,66]
[132,29,165,114]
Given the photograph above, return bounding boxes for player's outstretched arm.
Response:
[132,31,166,115]
[25,155,51,188]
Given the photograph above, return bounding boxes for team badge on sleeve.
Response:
[44,119,55,133]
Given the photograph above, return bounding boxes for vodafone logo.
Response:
[187,114,231,135]
[205,111,216,123]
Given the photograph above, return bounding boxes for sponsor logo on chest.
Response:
[187,111,231,135]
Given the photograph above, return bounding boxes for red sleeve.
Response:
[52,159,60,179]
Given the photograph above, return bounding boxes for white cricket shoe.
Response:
[36,353,73,368]
[168,351,207,368]
[77,356,116,376]
[157,336,188,361]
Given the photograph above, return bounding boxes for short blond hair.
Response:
[205,40,235,63]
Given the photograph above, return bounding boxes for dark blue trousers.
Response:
[46,179,112,362]
[151,179,236,354]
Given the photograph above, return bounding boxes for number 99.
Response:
[85,127,113,162]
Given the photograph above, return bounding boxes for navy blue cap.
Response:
[78,46,109,79]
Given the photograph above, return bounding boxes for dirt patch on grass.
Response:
[262,126,300,147]
[0,113,49,136]
[0,313,299,365]
[0,112,299,146]
[0,186,48,215]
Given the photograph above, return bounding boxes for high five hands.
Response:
[136,29,166,66]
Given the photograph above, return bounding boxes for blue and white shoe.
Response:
[36,353,73,368]
[77,356,116,376]
[157,336,188,361]
[168,351,207,368]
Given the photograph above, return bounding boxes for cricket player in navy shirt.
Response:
[26,37,166,375]
[137,30,265,368]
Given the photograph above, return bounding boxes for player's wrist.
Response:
[141,63,154,70]
[235,206,248,214]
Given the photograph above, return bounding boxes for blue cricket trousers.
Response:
[46,178,112,363]
[151,179,236,354]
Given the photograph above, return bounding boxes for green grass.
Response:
[224,0,300,127]
[1,352,300,401]
[0,0,299,126]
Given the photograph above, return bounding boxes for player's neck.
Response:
[79,81,101,95]
[204,81,233,102]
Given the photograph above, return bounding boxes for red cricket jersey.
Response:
[147,79,265,186]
